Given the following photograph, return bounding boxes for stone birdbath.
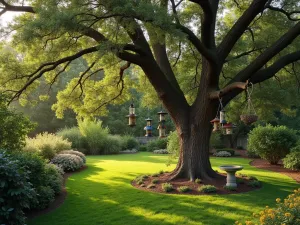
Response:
[219,165,244,188]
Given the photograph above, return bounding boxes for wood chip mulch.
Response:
[250,159,300,183]
[132,173,261,195]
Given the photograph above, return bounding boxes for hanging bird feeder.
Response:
[220,109,227,125]
[222,123,235,135]
[126,103,137,127]
[144,118,153,137]
[240,83,258,125]
[210,117,220,132]
[157,110,168,138]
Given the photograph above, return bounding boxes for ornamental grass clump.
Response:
[198,185,217,193]
[162,183,174,192]
[177,186,191,193]
[235,188,300,225]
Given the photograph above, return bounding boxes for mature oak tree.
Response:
[1,0,300,180]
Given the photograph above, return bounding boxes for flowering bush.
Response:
[153,149,169,154]
[51,154,83,172]
[235,188,300,225]
[213,151,231,157]
[60,150,86,163]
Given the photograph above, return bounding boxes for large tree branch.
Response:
[0,0,34,13]
[189,0,219,49]
[209,81,249,99]
[266,5,300,21]
[250,51,300,83]
[218,0,269,61]
[222,51,300,105]
[231,21,300,83]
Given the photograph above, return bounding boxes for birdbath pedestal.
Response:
[219,165,244,188]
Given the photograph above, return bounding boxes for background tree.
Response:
[1,0,300,181]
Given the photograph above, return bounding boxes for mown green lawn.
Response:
[28,153,299,225]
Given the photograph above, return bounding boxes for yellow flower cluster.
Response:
[235,188,300,225]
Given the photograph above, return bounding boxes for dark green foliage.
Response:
[40,144,57,160]
[248,125,297,164]
[139,145,147,152]
[146,138,168,152]
[236,146,245,150]
[44,164,64,195]
[236,178,245,184]
[177,186,190,193]
[0,151,36,225]
[283,152,300,171]
[33,186,55,210]
[10,151,63,209]
[51,154,84,172]
[210,132,225,149]
[161,183,174,192]
[247,180,261,188]
[0,96,35,152]
[198,185,217,193]
[223,186,237,191]
[246,150,260,158]
[215,148,235,156]
[121,135,139,150]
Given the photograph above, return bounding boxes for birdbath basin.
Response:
[219,165,243,188]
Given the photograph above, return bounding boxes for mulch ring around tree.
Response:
[250,159,300,183]
[132,172,261,195]
[26,165,88,220]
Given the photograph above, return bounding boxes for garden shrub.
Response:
[236,188,300,225]
[153,149,169,154]
[248,125,297,164]
[139,145,147,152]
[198,185,217,193]
[120,149,138,154]
[213,151,232,157]
[167,131,180,157]
[146,138,168,152]
[51,154,84,172]
[177,186,190,193]
[162,183,174,192]
[236,146,245,150]
[283,152,300,171]
[210,132,225,149]
[33,186,55,210]
[246,149,260,158]
[78,119,109,155]
[247,180,261,188]
[0,151,36,225]
[103,135,122,154]
[10,152,63,209]
[121,135,139,150]
[23,132,72,158]
[60,150,86,163]
[215,148,235,156]
[57,127,85,150]
[0,96,35,152]
[44,164,64,195]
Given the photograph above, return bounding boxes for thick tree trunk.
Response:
[169,100,220,181]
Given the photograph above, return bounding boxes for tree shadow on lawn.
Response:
[87,153,174,164]
[28,161,299,225]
